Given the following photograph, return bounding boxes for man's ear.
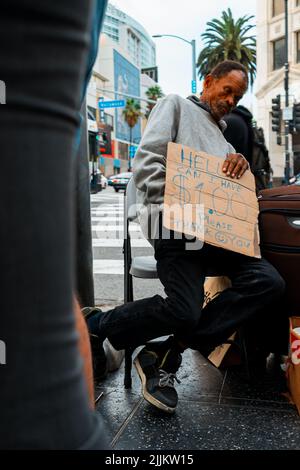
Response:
[203,74,213,90]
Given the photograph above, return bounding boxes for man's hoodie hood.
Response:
[232,105,253,122]
[186,95,227,132]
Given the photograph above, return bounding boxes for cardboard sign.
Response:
[163,142,261,258]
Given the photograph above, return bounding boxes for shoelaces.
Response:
[158,369,181,388]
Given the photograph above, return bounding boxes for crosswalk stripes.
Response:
[93,259,124,275]
[91,225,141,232]
[91,190,151,274]
[93,239,149,248]
[91,216,124,222]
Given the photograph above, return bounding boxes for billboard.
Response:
[113,50,141,144]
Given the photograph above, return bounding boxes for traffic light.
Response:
[191,80,197,94]
[271,94,281,133]
[292,102,300,132]
[96,129,111,154]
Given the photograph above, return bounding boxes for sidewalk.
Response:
[95,349,300,450]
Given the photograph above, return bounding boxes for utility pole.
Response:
[191,39,197,94]
[284,0,290,183]
[152,34,197,94]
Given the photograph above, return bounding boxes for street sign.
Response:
[283,107,293,121]
[88,119,98,133]
[99,99,125,109]
[191,80,197,94]
[129,145,137,158]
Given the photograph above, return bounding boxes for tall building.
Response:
[86,4,159,175]
[256,0,300,181]
[88,35,142,175]
[102,3,156,69]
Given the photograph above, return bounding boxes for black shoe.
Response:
[82,307,108,382]
[134,337,182,414]
[90,334,108,382]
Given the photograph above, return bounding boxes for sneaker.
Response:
[103,339,125,372]
[82,307,108,382]
[134,337,182,414]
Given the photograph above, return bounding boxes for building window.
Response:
[273,38,285,70]
[272,0,284,16]
[87,106,96,120]
[104,113,114,129]
[297,32,300,63]
[118,141,129,161]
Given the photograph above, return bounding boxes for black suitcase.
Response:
[258,185,300,314]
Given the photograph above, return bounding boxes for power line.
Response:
[96,87,157,104]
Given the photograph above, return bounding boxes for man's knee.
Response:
[166,297,199,330]
[263,264,285,298]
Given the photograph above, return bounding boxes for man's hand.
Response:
[222,153,249,179]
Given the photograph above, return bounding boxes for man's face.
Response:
[201,70,248,121]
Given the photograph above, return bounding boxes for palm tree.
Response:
[122,98,142,171]
[145,85,164,118]
[197,8,256,87]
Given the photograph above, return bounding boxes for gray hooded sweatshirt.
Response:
[132,94,236,242]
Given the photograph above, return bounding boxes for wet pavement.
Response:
[92,189,300,451]
[95,349,300,450]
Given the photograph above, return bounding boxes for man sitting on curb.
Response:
[86,60,285,414]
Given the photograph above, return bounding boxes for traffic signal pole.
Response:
[284,0,290,183]
[191,39,197,94]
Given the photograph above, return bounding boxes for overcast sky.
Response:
[112,0,257,110]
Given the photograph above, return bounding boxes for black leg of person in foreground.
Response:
[0,0,108,449]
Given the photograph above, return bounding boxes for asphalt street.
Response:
[91,186,165,308]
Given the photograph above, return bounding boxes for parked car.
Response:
[289,173,300,186]
[90,169,108,190]
[108,172,132,192]
[100,173,108,189]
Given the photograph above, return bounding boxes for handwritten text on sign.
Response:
[163,143,261,258]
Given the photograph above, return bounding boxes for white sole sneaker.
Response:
[134,356,176,414]
[103,339,125,372]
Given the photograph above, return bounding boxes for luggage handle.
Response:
[258,187,300,199]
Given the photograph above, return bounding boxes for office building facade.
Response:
[102,3,156,69]
[256,0,300,180]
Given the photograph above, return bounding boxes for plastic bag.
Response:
[286,316,300,415]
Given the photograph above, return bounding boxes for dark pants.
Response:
[99,237,286,354]
[0,0,108,449]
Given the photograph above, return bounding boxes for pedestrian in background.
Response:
[223,105,272,192]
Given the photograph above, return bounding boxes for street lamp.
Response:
[152,34,197,94]
[283,0,291,183]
